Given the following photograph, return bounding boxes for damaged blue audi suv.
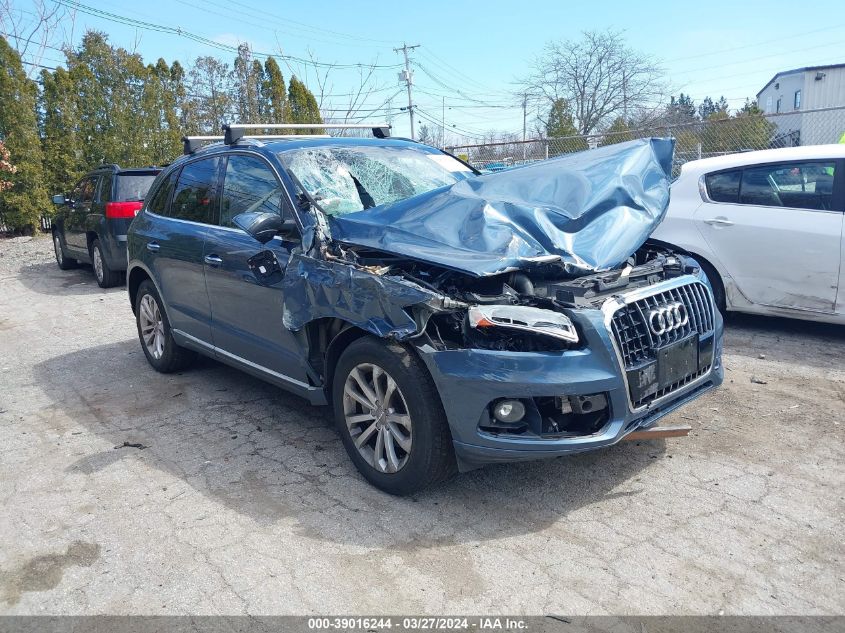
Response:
[126,123,723,495]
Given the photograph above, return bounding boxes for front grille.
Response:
[609,280,715,408]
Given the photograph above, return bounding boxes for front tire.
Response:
[332,337,456,495]
[135,279,196,373]
[91,239,121,288]
[53,231,77,270]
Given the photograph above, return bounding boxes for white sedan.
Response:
[652,145,844,324]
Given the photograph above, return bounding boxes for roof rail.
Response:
[222,123,391,144]
[97,163,120,171]
[182,136,225,154]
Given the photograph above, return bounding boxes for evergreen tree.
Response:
[251,59,266,119]
[233,44,263,123]
[545,98,578,137]
[169,60,189,131]
[700,104,775,155]
[545,98,586,154]
[141,59,181,165]
[698,96,729,120]
[666,93,697,124]
[262,57,288,124]
[0,37,47,233]
[40,67,83,198]
[599,117,634,146]
[287,75,322,134]
[66,31,150,167]
[187,56,233,134]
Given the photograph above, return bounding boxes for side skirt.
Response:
[172,328,328,406]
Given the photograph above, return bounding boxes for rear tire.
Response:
[91,239,122,288]
[53,231,77,270]
[135,279,196,373]
[332,336,456,495]
[698,258,726,315]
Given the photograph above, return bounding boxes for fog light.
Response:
[492,399,526,424]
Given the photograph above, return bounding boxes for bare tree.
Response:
[524,29,664,135]
[279,45,389,134]
[0,0,74,77]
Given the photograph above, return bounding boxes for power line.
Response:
[224,0,395,46]
[55,0,404,70]
[674,38,845,76]
[173,0,392,51]
[663,22,845,63]
[416,48,511,97]
[21,60,57,70]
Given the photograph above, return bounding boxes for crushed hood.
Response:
[327,137,675,277]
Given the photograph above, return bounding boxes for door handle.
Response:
[146,241,160,252]
[204,254,223,266]
[704,218,734,227]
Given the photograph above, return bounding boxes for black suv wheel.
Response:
[91,238,122,288]
[52,231,77,270]
[332,337,456,495]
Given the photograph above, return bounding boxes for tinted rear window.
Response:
[115,173,158,202]
[147,171,177,215]
[705,170,741,203]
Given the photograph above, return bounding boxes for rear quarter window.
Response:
[704,170,741,203]
[146,170,178,215]
[115,173,158,202]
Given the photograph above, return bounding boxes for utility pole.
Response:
[442,96,445,148]
[522,93,528,161]
[394,43,420,139]
[622,69,628,122]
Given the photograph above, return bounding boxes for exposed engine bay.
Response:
[331,241,699,354]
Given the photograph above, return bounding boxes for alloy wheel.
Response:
[343,363,412,474]
[53,235,63,265]
[138,294,165,360]
[92,245,104,283]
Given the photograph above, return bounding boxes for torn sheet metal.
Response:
[281,252,436,338]
[327,138,675,277]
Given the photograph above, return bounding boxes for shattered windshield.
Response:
[280,145,474,216]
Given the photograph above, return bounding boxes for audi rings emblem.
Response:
[647,301,689,335]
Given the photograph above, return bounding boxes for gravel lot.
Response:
[0,235,843,615]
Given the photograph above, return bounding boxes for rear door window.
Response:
[741,162,835,210]
[78,177,97,204]
[219,155,284,228]
[97,175,112,203]
[169,157,221,224]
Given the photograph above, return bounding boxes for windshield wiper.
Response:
[350,175,375,209]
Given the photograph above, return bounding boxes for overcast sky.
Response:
[14,0,845,142]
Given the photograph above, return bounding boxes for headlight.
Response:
[468,304,579,344]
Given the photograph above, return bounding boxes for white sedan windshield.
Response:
[281,145,474,216]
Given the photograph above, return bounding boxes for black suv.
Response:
[52,164,161,287]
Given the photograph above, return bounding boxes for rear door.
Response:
[693,160,843,313]
[66,176,98,253]
[202,153,308,383]
[144,157,221,344]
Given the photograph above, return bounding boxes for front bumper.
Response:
[417,298,724,472]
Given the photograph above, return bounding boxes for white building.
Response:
[756,64,845,145]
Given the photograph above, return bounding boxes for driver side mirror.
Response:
[232,210,298,244]
[52,194,67,205]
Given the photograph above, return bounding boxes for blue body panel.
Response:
[127,137,724,471]
[417,305,724,470]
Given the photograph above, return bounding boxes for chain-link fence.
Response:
[447,105,845,176]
